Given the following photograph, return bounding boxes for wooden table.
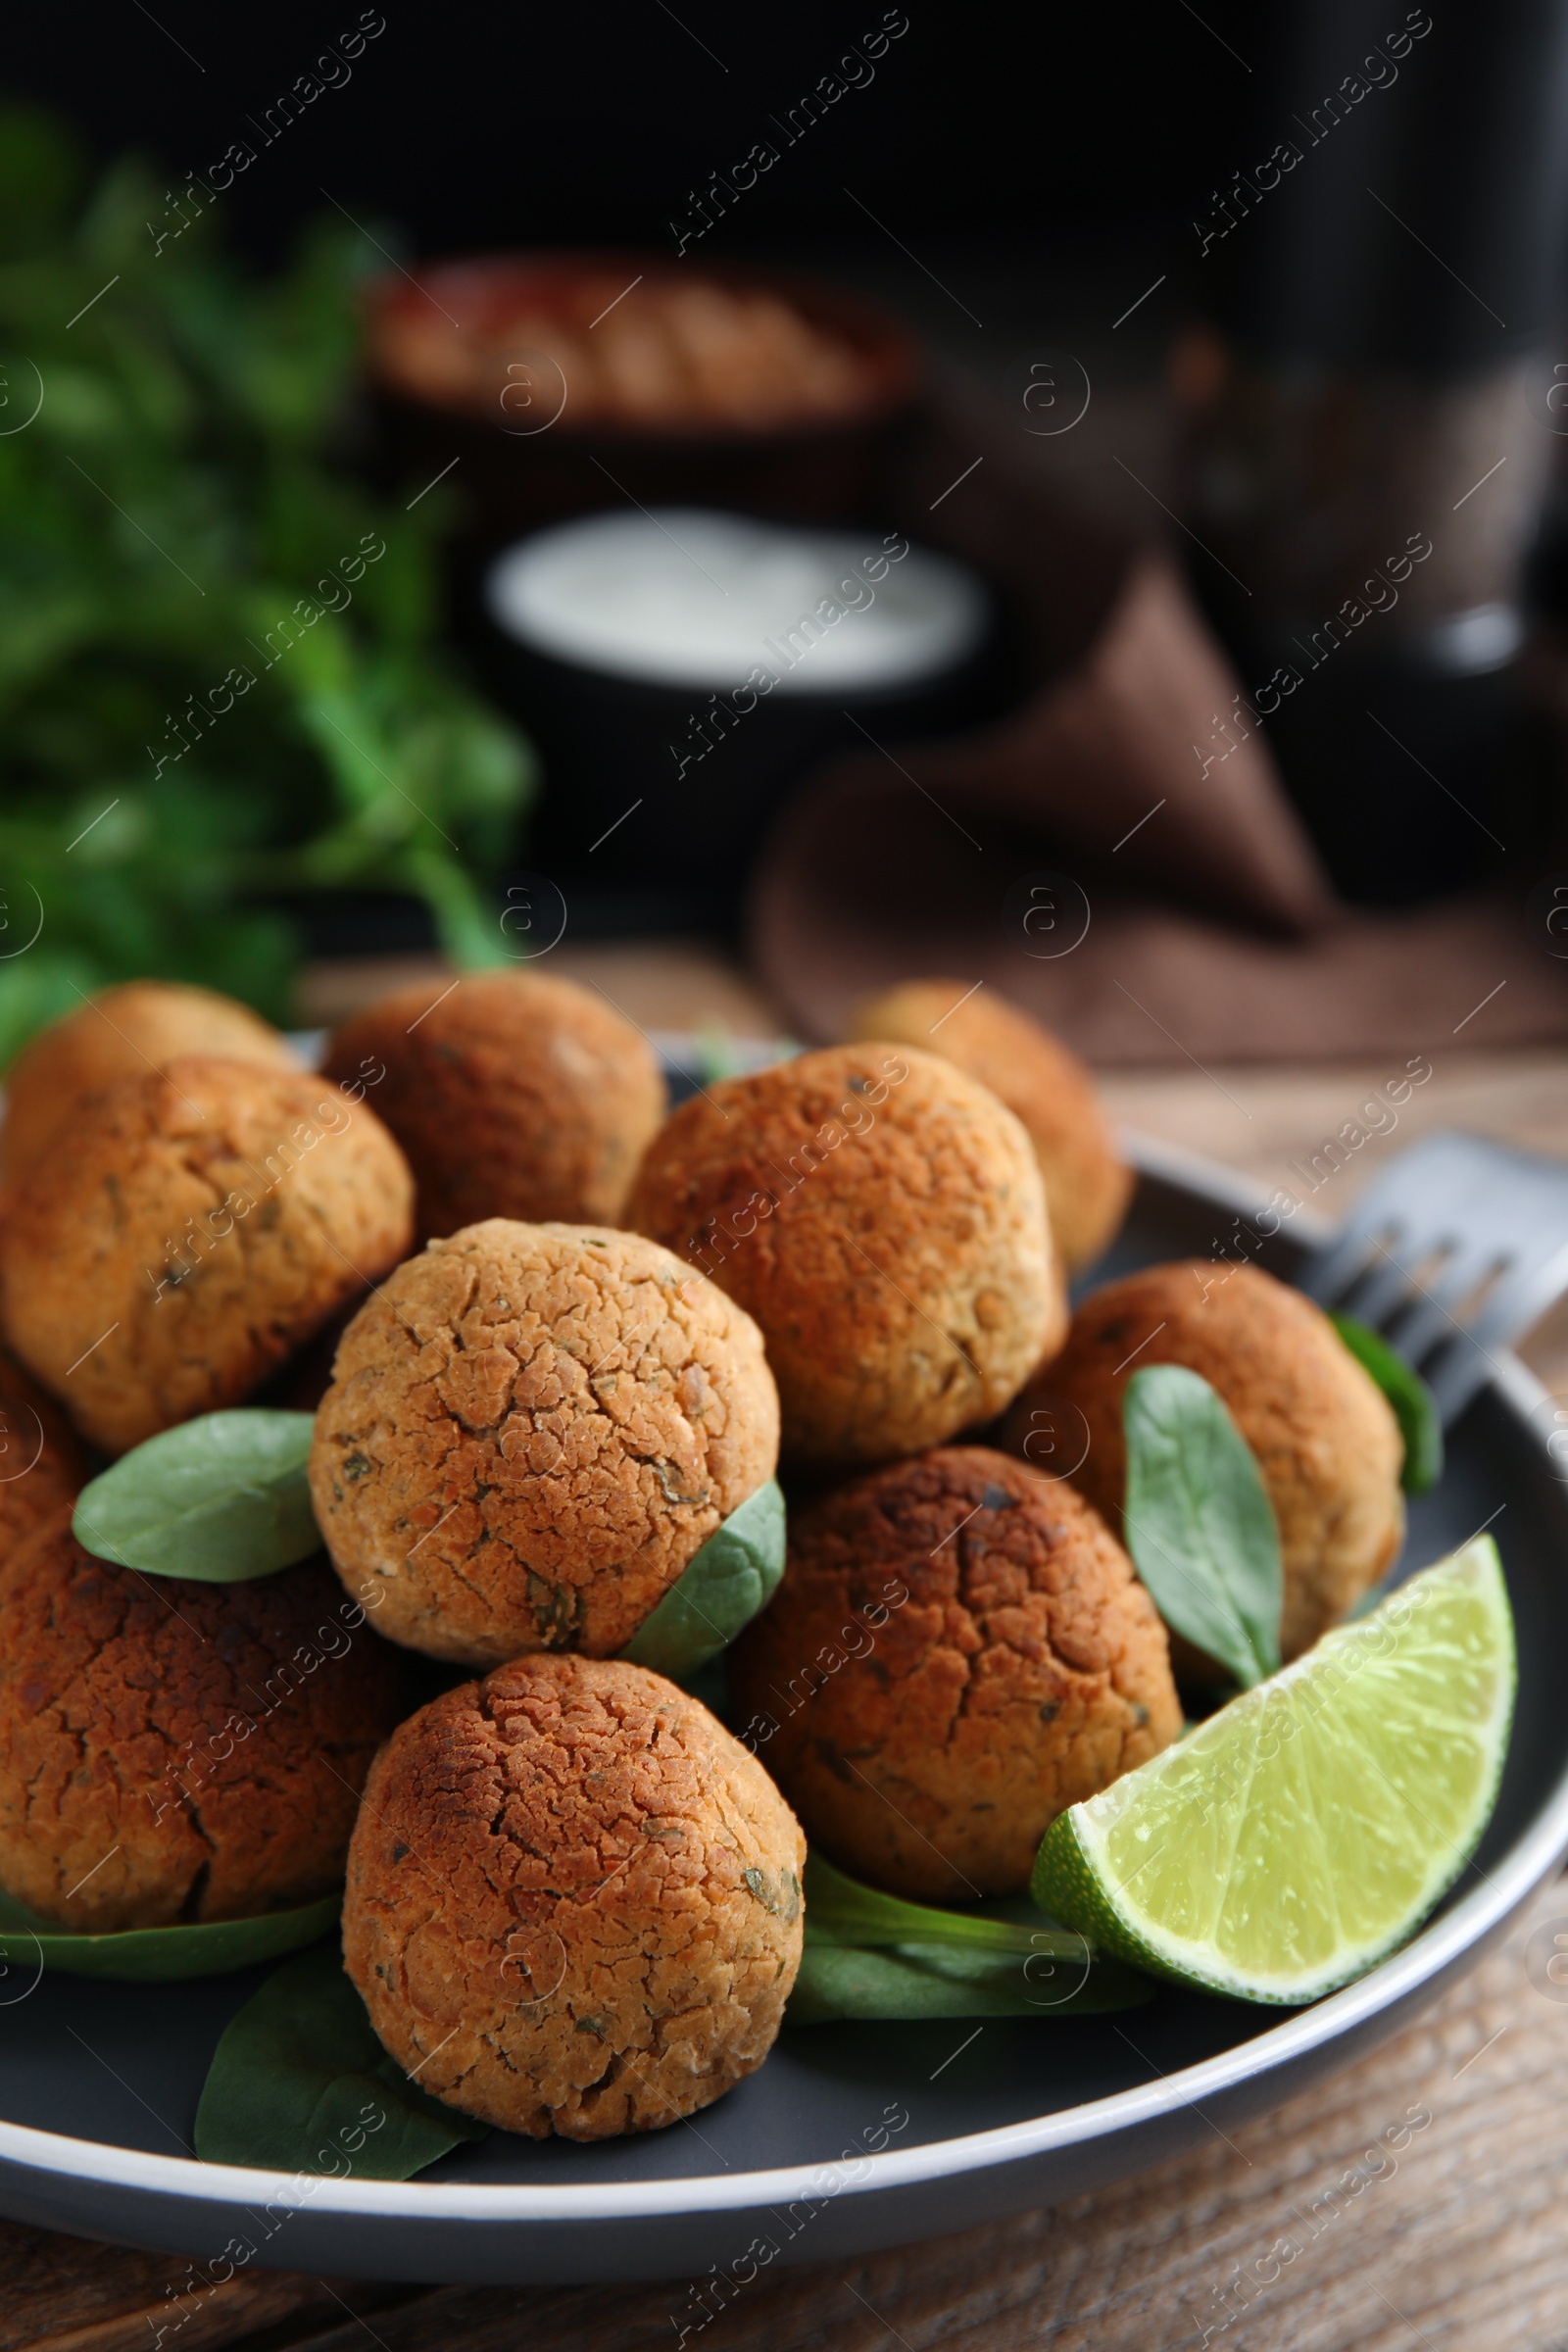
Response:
[14,944,1568,2352]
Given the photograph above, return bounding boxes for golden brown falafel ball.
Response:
[1003,1261,1405,1664]
[1,1058,414,1456]
[343,1652,804,2139]
[0,1357,85,1568]
[626,1045,1061,1471]
[729,1446,1178,1901]
[2,982,297,1183]
[310,1219,779,1666]
[846,980,1133,1271]
[322,970,666,1242]
[0,1510,404,1932]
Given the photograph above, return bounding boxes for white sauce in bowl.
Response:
[485,509,986,694]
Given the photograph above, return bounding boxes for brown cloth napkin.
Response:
[750,381,1568,1063]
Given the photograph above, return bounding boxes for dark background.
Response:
[22,0,1565,936]
[4,0,1249,330]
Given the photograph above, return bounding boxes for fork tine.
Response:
[1422,1250,1568,1420]
[1338,1239,1442,1334]
[1382,1248,1506,1373]
[1301,1226,1395,1309]
[1300,1131,1568,1432]
[1465,1237,1568,1361]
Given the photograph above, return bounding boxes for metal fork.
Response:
[1300,1129,1568,1426]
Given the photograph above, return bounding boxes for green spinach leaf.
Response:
[620,1479,785,1680]
[1123,1364,1283,1688]
[0,1888,339,1982]
[787,1940,1152,2024]
[1330,1313,1443,1494]
[195,1943,489,2177]
[788,1856,1151,2022]
[803,1853,1082,1959]
[73,1409,318,1580]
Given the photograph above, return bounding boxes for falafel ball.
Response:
[342,1652,804,2139]
[2,982,298,1183]
[322,970,666,1242]
[626,1045,1061,1471]
[0,1509,404,1932]
[309,1219,779,1666]
[2,1058,414,1456]
[729,1446,1179,1901]
[846,980,1133,1271]
[1002,1260,1405,1664]
[0,1357,85,1568]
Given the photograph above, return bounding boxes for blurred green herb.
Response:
[0,104,533,1064]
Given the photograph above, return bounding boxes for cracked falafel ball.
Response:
[0,1508,404,1932]
[626,1045,1061,1471]
[1,1057,415,1457]
[309,1219,779,1666]
[322,970,666,1242]
[1002,1260,1405,1665]
[728,1445,1180,1900]
[844,979,1133,1271]
[342,1652,804,2139]
[1,982,298,1183]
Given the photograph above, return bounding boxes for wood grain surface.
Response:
[7,949,1568,2352]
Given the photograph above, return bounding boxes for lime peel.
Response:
[1032,1537,1515,2006]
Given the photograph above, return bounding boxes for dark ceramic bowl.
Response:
[477,513,1001,899]
[1,1129,1564,2283]
[364,249,927,547]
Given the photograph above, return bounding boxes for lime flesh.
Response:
[1032,1537,1515,2004]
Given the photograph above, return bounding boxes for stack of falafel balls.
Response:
[0,967,1404,2145]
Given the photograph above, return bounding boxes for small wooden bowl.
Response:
[362,248,927,541]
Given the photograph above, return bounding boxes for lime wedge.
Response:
[1032,1538,1515,2005]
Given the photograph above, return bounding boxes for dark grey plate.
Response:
[0,1133,1564,2287]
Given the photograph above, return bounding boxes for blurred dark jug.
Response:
[1175,0,1568,904]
